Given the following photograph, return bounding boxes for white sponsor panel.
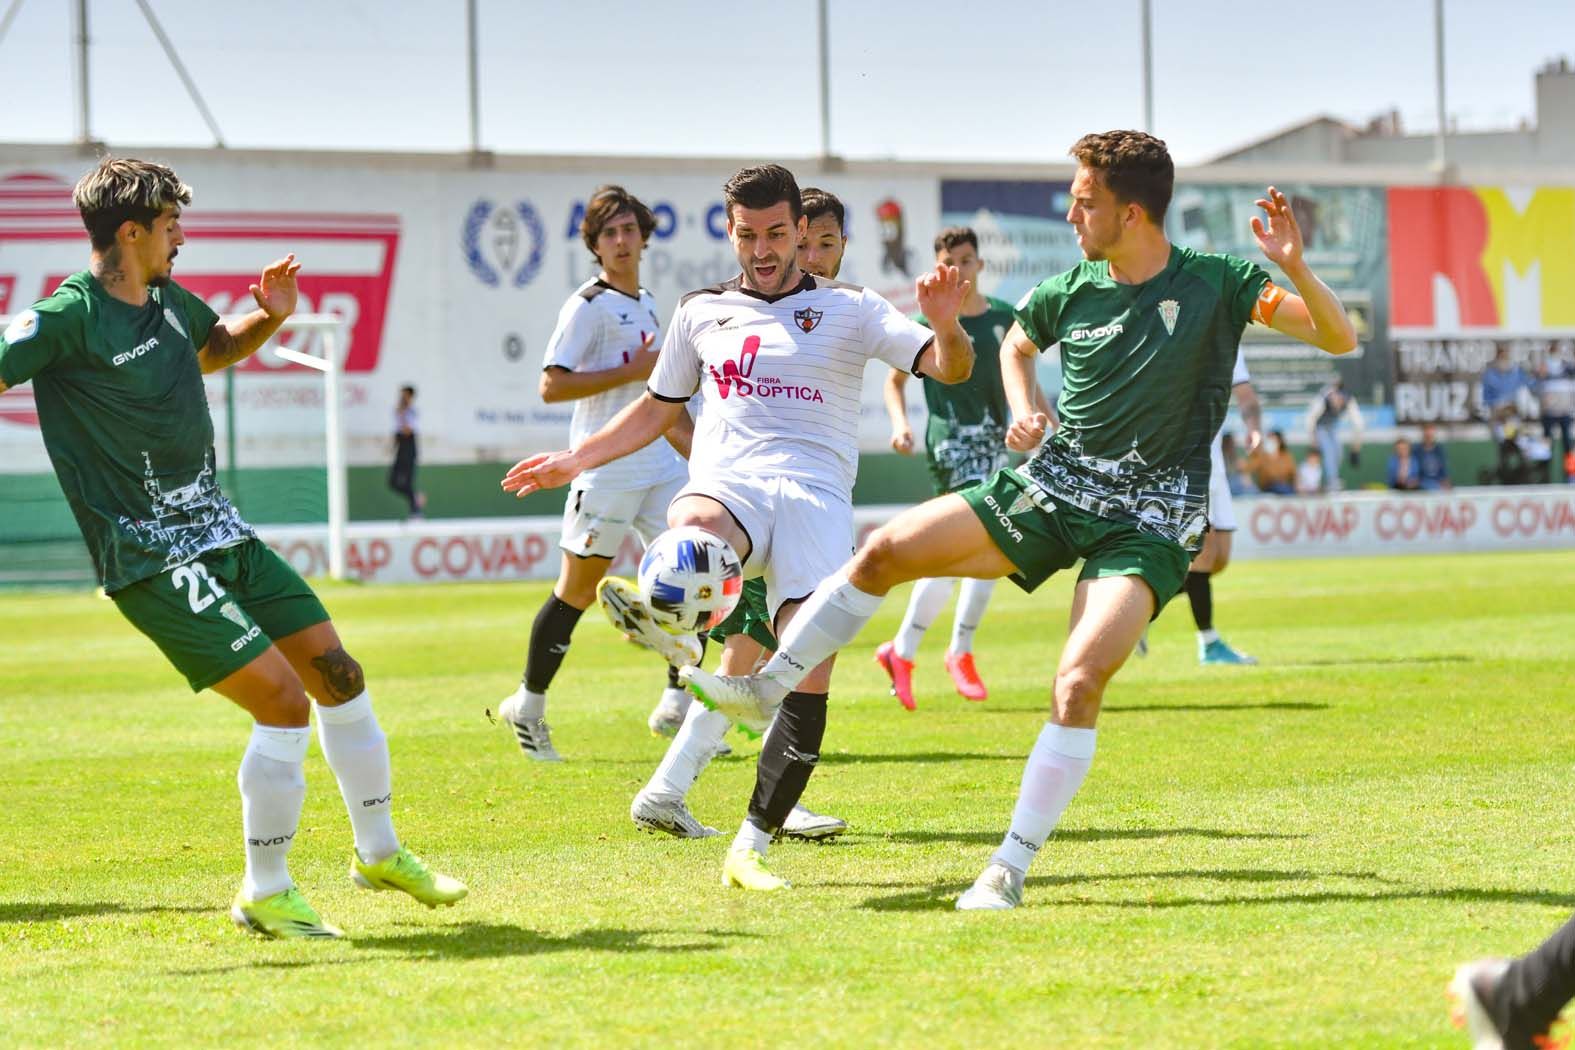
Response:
[256,508,907,584]
[0,156,940,474]
[1234,486,1575,557]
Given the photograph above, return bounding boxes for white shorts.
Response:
[676,474,853,620]
[560,474,685,559]
[1207,443,1237,533]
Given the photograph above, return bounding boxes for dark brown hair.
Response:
[74,156,192,251]
[723,164,802,222]
[933,226,978,255]
[800,187,844,231]
[1069,130,1174,225]
[580,185,657,257]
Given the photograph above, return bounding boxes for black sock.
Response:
[522,594,584,693]
[1185,571,1213,632]
[746,691,828,834]
[666,636,707,689]
[1495,911,1575,1042]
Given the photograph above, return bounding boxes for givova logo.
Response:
[1066,321,1124,341]
[113,336,162,367]
[982,493,1025,543]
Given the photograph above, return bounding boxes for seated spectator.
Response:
[1388,438,1421,490]
[1416,423,1451,490]
[1535,352,1575,466]
[1494,421,1532,485]
[1520,425,1553,484]
[1481,347,1531,440]
[1221,432,1257,496]
[1296,449,1325,494]
[1250,430,1298,495]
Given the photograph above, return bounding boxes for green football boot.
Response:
[351,847,468,908]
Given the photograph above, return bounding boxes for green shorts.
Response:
[960,468,1191,614]
[111,538,330,692]
[705,577,775,650]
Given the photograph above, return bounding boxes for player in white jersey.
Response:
[503,164,975,890]
[492,186,692,762]
[1187,347,1263,665]
[622,187,853,842]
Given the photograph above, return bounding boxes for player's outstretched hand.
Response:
[501,450,579,496]
[251,253,301,320]
[915,263,970,324]
[1250,187,1304,271]
[1006,412,1049,452]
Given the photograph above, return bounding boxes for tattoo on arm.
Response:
[310,646,366,703]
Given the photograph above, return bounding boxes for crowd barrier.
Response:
[255,486,1575,585]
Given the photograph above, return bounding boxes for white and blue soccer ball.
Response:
[637,526,744,634]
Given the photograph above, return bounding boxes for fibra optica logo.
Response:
[709,335,825,403]
[462,198,546,288]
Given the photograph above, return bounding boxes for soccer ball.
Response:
[637,526,744,634]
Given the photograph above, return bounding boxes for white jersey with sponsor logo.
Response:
[542,278,686,491]
[649,272,933,496]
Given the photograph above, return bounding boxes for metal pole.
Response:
[817,0,831,159]
[323,327,347,581]
[1140,0,1154,133]
[0,0,29,51]
[1432,0,1448,174]
[467,0,481,152]
[72,0,89,146]
[134,0,226,147]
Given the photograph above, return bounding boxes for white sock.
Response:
[657,686,688,714]
[731,820,772,856]
[519,688,548,720]
[1198,628,1220,645]
[894,577,955,660]
[759,573,885,699]
[314,692,401,864]
[238,724,309,900]
[950,577,996,654]
[992,723,1097,876]
[646,699,730,799]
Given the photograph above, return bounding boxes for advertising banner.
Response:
[0,159,940,473]
[1388,186,1575,424]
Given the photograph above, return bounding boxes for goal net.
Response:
[0,313,350,588]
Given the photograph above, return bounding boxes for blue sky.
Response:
[0,0,1570,165]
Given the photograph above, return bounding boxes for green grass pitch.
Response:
[1,551,1572,1048]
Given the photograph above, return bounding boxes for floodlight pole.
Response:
[816,0,832,160]
[1140,0,1154,133]
[467,0,481,153]
[1431,0,1449,178]
[72,0,90,147]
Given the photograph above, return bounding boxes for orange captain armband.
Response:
[1250,281,1288,325]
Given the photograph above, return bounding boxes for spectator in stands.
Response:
[1387,437,1420,491]
[1481,346,1530,440]
[1250,429,1298,495]
[1416,423,1451,490]
[1519,423,1554,484]
[1295,448,1324,495]
[388,384,424,519]
[1492,421,1533,485]
[1305,377,1361,491]
[1534,350,1575,469]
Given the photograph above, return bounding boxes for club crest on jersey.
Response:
[793,307,823,333]
[1158,299,1180,335]
[219,601,248,629]
[1007,491,1037,517]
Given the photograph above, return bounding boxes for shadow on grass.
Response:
[846,868,1575,913]
[1276,654,1473,668]
[826,751,1022,764]
[352,923,755,960]
[879,826,1308,847]
[0,901,211,924]
[1102,701,1329,714]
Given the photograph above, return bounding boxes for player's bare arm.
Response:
[883,368,915,453]
[912,265,974,383]
[1250,188,1358,355]
[197,255,302,374]
[1000,321,1050,451]
[663,407,696,459]
[1235,380,1263,451]
[501,391,684,497]
[540,331,660,403]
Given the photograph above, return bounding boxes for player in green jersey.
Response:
[679,131,1357,909]
[619,187,851,843]
[878,226,1055,707]
[0,157,464,939]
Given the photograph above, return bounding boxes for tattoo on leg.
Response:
[310,646,365,703]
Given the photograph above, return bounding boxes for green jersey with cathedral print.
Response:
[0,272,254,592]
[1014,245,1269,550]
[917,296,1014,492]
